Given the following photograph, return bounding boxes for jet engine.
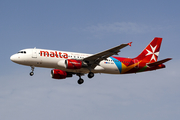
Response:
[65,59,83,69]
[51,69,72,79]
[57,59,88,69]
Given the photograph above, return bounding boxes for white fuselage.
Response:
[10,48,120,74]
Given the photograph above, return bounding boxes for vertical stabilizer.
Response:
[134,37,162,63]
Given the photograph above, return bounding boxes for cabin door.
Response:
[32,48,37,58]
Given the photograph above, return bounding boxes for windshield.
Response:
[17,51,26,54]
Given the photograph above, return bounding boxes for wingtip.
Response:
[167,58,172,61]
[128,42,132,46]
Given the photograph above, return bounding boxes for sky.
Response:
[0,0,180,120]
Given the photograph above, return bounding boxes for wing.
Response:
[83,42,132,68]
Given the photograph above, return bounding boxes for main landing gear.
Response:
[77,74,84,84]
[77,72,94,85]
[30,66,34,76]
[88,72,94,78]
[78,78,84,84]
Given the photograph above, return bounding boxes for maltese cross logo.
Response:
[146,45,159,62]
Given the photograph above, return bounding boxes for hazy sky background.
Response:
[0,0,180,120]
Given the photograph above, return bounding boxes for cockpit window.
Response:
[18,51,26,54]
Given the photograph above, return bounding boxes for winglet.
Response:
[128,42,132,46]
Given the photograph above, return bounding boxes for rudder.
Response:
[134,37,162,63]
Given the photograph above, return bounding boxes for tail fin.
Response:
[134,37,162,63]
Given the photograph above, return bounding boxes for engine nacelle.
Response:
[57,59,88,69]
[65,59,82,69]
[51,69,72,79]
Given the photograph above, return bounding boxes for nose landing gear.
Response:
[30,66,34,76]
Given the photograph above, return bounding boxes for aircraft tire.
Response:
[30,72,34,76]
[78,79,84,84]
[88,72,94,78]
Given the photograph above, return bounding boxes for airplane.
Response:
[10,37,172,84]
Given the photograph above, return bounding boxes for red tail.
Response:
[134,37,162,63]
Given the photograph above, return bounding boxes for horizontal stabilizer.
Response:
[147,58,172,67]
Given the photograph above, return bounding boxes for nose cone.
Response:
[10,54,16,62]
[10,54,20,63]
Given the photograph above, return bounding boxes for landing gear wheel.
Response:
[30,72,34,76]
[30,66,35,76]
[88,72,94,78]
[77,79,84,84]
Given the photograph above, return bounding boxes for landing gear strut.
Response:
[77,74,84,84]
[30,66,34,76]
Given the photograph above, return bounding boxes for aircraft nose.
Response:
[10,54,26,64]
[10,54,16,62]
[10,54,20,63]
